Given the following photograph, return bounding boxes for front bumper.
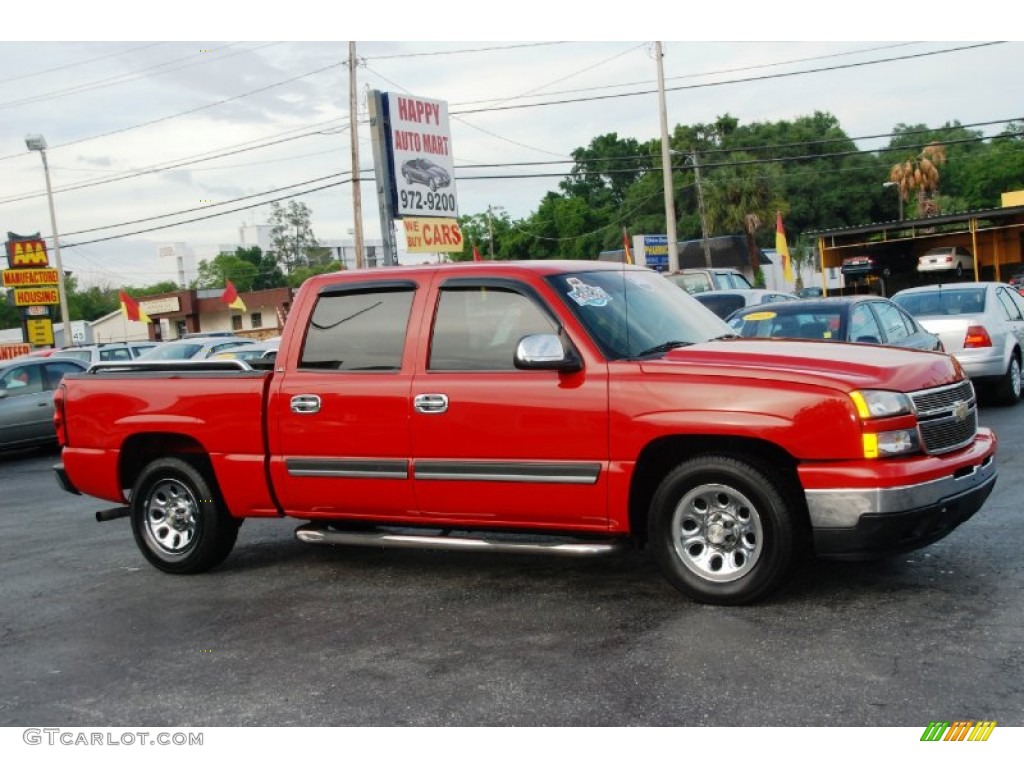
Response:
[805,448,997,560]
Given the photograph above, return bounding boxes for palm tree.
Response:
[889,143,947,217]
[703,152,784,286]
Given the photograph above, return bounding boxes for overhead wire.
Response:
[0,40,1010,257]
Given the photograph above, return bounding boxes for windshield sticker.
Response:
[743,311,777,321]
[566,278,612,307]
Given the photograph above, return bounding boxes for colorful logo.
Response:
[920,721,996,741]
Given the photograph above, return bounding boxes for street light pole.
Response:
[655,42,679,273]
[883,181,903,221]
[25,134,72,346]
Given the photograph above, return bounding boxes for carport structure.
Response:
[808,202,1024,295]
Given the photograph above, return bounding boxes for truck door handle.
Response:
[414,393,449,414]
[290,395,322,414]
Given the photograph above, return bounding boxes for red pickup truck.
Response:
[54,261,997,605]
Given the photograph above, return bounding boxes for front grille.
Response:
[911,380,977,454]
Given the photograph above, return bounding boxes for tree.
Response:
[702,151,786,275]
[560,133,655,208]
[268,201,322,274]
[889,142,947,217]
[195,252,259,291]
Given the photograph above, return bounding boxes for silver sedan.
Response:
[892,282,1024,404]
[0,357,88,451]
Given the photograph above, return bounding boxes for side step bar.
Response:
[294,523,629,558]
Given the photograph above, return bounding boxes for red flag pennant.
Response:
[222,280,247,312]
[119,290,151,323]
[472,244,482,262]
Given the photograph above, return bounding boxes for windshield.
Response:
[892,288,986,316]
[141,343,203,360]
[546,269,733,359]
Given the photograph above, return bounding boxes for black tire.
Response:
[649,455,800,605]
[130,457,240,574]
[994,354,1022,406]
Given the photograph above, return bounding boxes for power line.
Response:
[451,42,1006,115]
[0,42,167,85]
[0,43,281,112]
[63,178,351,248]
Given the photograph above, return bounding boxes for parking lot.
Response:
[1,401,1022,729]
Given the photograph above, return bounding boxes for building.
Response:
[808,197,1024,297]
[222,225,388,271]
[119,286,294,342]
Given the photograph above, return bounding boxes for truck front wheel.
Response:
[649,455,799,605]
[130,457,240,574]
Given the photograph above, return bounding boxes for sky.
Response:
[1,3,1021,288]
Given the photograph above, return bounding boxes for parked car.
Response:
[840,252,909,278]
[1007,271,1024,291]
[400,158,451,191]
[892,282,1024,404]
[0,357,88,451]
[725,295,944,352]
[665,268,753,294]
[136,336,256,361]
[210,340,279,363]
[797,286,825,299]
[917,246,975,277]
[52,341,157,365]
[692,289,799,319]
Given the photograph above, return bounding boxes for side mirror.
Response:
[854,335,881,345]
[514,333,582,372]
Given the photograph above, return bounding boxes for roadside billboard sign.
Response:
[13,287,59,306]
[402,217,464,253]
[384,93,458,220]
[5,234,49,268]
[26,318,54,346]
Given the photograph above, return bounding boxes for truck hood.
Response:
[642,338,962,393]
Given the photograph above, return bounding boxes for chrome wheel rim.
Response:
[671,483,763,583]
[1012,359,1021,399]
[142,478,199,556]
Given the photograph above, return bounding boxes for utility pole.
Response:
[692,148,712,268]
[487,204,505,259]
[349,42,365,269]
[655,42,679,273]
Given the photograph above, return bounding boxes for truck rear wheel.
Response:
[130,457,239,574]
[649,455,799,605]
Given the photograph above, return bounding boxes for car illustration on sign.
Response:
[401,158,451,191]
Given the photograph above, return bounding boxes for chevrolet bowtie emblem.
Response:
[952,400,969,422]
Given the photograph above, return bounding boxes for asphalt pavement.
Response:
[1,403,1022,728]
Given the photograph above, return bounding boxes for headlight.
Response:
[849,390,912,419]
[863,429,920,458]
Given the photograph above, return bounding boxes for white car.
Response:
[916,246,974,277]
[691,288,799,320]
[892,282,1024,404]
[136,337,257,361]
[51,341,158,365]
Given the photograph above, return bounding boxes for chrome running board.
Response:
[294,523,628,558]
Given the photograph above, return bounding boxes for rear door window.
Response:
[300,287,415,371]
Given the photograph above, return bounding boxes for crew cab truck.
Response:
[53,261,998,605]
